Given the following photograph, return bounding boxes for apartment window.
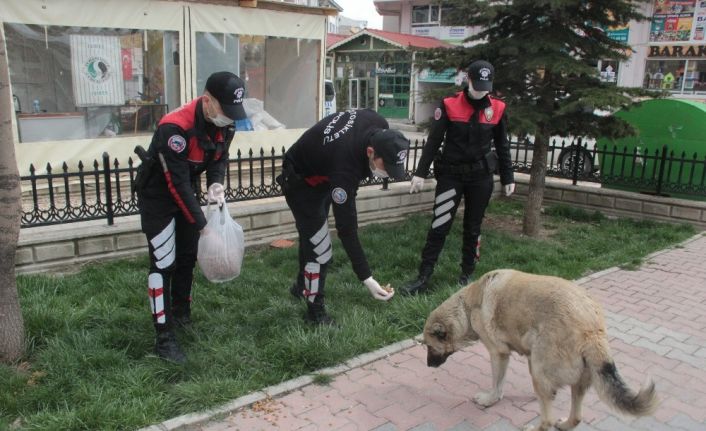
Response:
[412,5,440,26]
[5,23,179,142]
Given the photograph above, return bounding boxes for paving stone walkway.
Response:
[165,233,706,431]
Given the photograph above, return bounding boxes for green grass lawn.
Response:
[0,200,696,430]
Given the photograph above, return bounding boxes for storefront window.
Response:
[599,60,619,83]
[5,23,179,142]
[644,59,706,93]
[644,59,686,91]
[195,33,319,130]
[683,60,706,92]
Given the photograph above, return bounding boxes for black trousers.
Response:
[142,211,199,332]
[419,172,494,275]
[283,182,333,304]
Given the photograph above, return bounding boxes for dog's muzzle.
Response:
[427,350,452,367]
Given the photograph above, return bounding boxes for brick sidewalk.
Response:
[180,233,706,431]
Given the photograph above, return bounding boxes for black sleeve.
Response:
[154,125,208,230]
[329,175,371,281]
[493,113,514,185]
[414,101,449,178]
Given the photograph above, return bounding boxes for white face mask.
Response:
[468,87,489,100]
[205,96,233,127]
[372,167,389,178]
[210,114,233,127]
[369,159,389,178]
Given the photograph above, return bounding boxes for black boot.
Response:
[290,282,304,300]
[401,269,433,296]
[458,265,475,286]
[172,304,192,328]
[305,301,335,325]
[458,272,474,286]
[155,331,187,364]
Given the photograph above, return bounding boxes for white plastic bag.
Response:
[197,203,244,283]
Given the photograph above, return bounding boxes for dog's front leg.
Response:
[473,351,509,407]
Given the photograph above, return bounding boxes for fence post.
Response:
[571,141,581,185]
[656,145,668,196]
[381,177,389,190]
[103,152,114,225]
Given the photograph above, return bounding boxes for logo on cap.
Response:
[397,150,408,164]
[234,87,244,104]
[479,68,491,81]
[434,107,442,121]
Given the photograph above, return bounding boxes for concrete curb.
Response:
[137,339,420,431]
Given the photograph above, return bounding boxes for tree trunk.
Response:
[0,25,25,363]
[522,129,549,237]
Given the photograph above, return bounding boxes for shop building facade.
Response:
[326,28,449,120]
[2,0,334,173]
[374,0,706,106]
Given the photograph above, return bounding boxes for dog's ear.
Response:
[431,322,447,340]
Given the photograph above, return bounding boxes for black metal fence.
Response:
[20,138,706,228]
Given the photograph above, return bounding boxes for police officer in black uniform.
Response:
[402,60,515,295]
[277,109,409,324]
[136,71,247,363]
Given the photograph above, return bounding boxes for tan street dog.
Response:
[423,269,657,431]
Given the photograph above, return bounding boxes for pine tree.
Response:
[420,0,654,236]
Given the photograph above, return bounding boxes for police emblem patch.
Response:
[484,107,494,122]
[434,107,442,121]
[167,135,187,153]
[331,187,347,204]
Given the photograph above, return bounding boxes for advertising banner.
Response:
[70,34,125,107]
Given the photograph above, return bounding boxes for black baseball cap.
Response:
[205,71,247,121]
[369,129,410,180]
[467,60,494,92]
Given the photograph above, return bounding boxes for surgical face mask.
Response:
[205,96,233,127]
[369,159,389,178]
[468,87,489,100]
[210,114,233,127]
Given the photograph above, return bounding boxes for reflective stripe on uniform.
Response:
[310,221,332,264]
[431,188,457,229]
[148,273,166,324]
[304,262,321,303]
[150,219,176,269]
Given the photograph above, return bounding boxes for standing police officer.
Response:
[277,109,409,324]
[402,60,515,295]
[136,71,247,363]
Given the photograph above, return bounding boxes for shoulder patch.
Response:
[434,107,442,121]
[331,187,348,204]
[167,135,187,153]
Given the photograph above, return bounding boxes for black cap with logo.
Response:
[205,71,248,121]
[467,60,494,92]
[369,129,410,180]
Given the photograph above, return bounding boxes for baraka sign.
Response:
[648,45,706,57]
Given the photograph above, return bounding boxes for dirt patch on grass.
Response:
[483,213,556,241]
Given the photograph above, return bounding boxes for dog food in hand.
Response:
[383,283,394,294]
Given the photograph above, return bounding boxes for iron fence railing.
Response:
[20,137,706,228]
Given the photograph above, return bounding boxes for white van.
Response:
[324,79,336,117]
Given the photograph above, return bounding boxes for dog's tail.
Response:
[584,336,658,416]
